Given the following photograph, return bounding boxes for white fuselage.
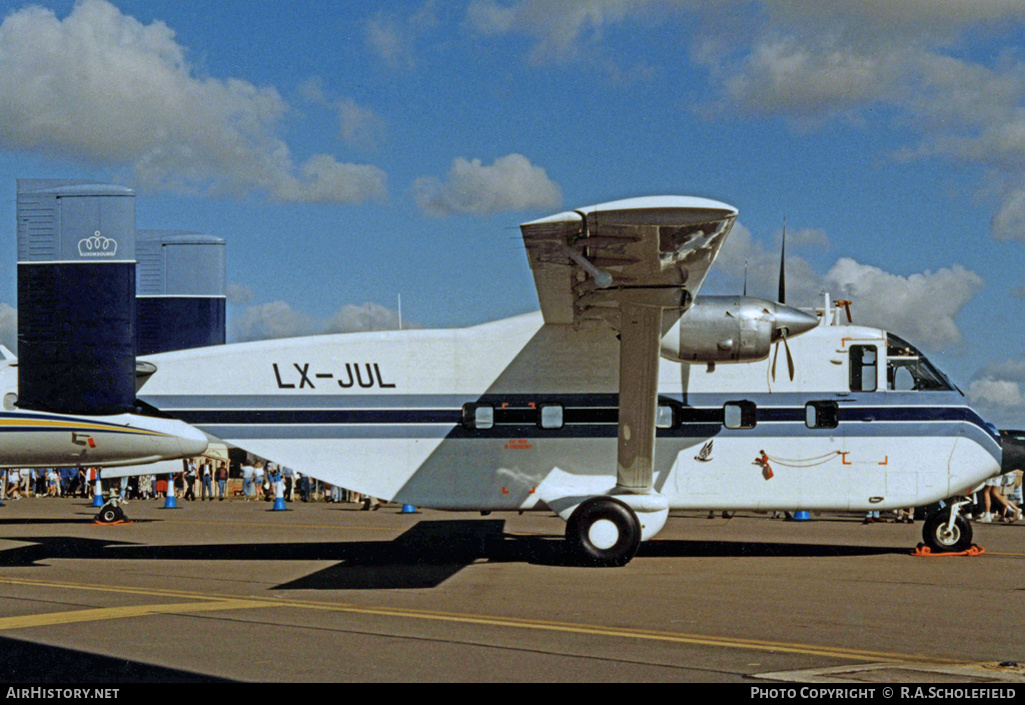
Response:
[137,309,1001,514]
[0,360,210,469]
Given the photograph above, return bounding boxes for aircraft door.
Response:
[943,422,972,500]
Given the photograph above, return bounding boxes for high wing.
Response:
[520,196,738,493]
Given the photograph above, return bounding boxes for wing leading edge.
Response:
[521,196,738,493]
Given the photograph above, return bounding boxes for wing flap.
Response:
[521,196,737,327]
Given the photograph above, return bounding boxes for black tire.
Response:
[565,497,642,567]
[922,508,973,553]
[97,505,121,524]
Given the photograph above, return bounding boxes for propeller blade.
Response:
[784,333,795,381]
[771,340,780,381]
[778,216,786,304]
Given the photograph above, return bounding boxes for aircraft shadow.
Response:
[638,540,906,559]
[0,634,232,682]
[0,519,908,590]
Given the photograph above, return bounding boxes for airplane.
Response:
[118,195,1002,566]
[0,348,209,478]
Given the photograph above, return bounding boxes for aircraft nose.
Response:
[177,422,211,458]
[1000,429,1025,473]
[773,304,819,339]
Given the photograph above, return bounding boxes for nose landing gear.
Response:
[922,500,973,554]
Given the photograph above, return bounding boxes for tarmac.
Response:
[0,496,1024,683]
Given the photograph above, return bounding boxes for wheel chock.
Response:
[90,519,134,526]
[911,543,985,557]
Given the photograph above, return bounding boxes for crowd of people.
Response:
[0,457,374,507]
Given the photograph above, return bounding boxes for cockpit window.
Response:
[849,345,877,392]
[886,334,954,392]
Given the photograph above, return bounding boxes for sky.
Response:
[0,0,1023,427]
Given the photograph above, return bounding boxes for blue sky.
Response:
[0,0,1023,427]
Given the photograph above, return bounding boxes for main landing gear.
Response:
[922,500,973,554]
[563,493,669,567]
[566,497,642,567]
[94,495,129,524]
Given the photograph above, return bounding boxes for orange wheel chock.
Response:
[911,543,985,557]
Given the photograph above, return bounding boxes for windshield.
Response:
[886,334,954,392]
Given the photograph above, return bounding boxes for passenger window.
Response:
[462,403,494,430]
[538,404,564,430]
[850,345,878,392]
[805,401,839,429]
[656,405,675,429]
[723,401,756,429]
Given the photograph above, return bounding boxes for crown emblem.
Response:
[78,231,117,257]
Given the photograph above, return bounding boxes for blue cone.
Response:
[272,496,287,511]
[91,484,104,507]
[161,474,179,508]
[793,510,811,521]
[401,504,417,514]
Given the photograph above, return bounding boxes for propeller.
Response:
[771,217,795,381]
[771,328,795,381]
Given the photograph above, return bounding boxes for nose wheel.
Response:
[922,504,973,554]
[565,496,642,567]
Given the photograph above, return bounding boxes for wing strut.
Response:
[616,303,663,491]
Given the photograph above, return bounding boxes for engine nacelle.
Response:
[660,295,818,364]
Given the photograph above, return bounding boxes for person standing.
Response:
[200,458,213,501]
[216,461,228,501]
[241,459,255,501]
[267,464,282,501]
[181,458,195,501]
[282,466,294,501]
[254,462,265,500]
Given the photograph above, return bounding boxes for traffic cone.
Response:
[793,510,810,521]
[401,504,417,514]
[272,481,287,511]
[91,471,104,507]
[162,474,179,509]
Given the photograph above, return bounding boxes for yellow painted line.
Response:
[0,576,967,666]
[0,599,267,631]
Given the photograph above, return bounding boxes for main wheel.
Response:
[922,508,973,553]
[565,497,642,567]
[96,504,125,524]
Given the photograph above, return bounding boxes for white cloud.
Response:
[968,378,1025,409]
[992,187,1025,241]
[336,98,386,150]
[709,222,984,352]
[825,258,983,351]
[0,0,387,203]
[0,303,16,353]
[230,300,409,343]
[324,303,411,333]
[365,2,440,70]
[684,3,1025,241]
[231,301,319,343]
[466,0,638,63]
[413,154,562,217]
